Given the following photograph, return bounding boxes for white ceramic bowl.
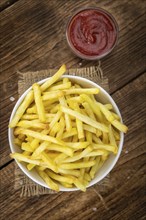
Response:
[8,75,124,191]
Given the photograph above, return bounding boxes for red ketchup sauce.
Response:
[66,8,118,59]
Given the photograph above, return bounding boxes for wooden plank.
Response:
[0,74,145,220]
[0,0,19,12]
[0,0,145,164]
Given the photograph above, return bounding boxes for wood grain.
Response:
[0,74,145,220]
[0,0,19,12]
[0,0,146,167]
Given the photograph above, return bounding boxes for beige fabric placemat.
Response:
[14,62,110,198]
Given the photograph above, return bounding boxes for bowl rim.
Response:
[66,7,119,60]
[8,75,124,191]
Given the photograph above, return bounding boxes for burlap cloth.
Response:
[14,62,110,203]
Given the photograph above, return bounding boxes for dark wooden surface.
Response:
[0,0,145,219]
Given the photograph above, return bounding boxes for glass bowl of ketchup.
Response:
[66,7,119,60]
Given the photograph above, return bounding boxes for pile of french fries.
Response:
[9,64,128,192]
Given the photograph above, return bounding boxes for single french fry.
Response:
[21,114,38,120]
[59,96,72,132]
[66,141,89,149]
[92,143,117,154]
[48,82,71,91]
[59,160,96,169]
[9,90,34,127]
[46,143,73,157]
[83,124,96,134]
[63,88,99,95]
[42,91,64,101]
[76,118,84,139]
[84,150,106,157]
[17,120,48,130]
[41,64,66,91]
[20,129,65,146]
[10,153,40,165]
[32,83,46,122]
[112,119,128,133]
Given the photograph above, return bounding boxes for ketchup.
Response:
[67,8,118,59]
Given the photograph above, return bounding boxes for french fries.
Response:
[41,64,66,91]
[33,83,46,122]
[9,91,34,127]
[9,64,128,192]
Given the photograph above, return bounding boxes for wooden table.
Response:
[0,0,145,219]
